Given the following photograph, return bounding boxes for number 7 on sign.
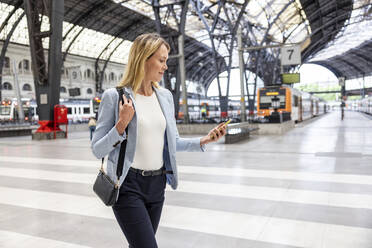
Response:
[287,49,294,60]
[281,45,301,66]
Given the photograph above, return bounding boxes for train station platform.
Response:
[0,111,371,248]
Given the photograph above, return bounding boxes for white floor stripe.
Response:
[1,167,372,210]
[0,230,91,248]
[0,186,372,248]
[177,181,372,210]
[178,165,372,186]
[2,155,372,185]
[0,156,96,168]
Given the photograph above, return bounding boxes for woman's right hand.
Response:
[115,94,135,135]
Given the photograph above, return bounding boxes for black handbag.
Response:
[93,87,128,206]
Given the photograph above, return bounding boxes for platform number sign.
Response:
[281,45,301,66]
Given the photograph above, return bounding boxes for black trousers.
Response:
[113,169,166,248]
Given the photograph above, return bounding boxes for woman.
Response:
[91,33,226,248]
[88,116,96,141]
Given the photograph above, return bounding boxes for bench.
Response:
[225,122,259,144]
[0,124,34,137]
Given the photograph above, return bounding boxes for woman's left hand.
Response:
[200,122,227,145]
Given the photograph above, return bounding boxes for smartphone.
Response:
[210,119,231,139]
[223,119,232,126]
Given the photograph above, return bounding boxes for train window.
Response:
[278,95,286,108]
[259,96,273,109]
[293,96,299,107]
[0,106,11,115]
[22,84,32,91]
[67,107,72,114]
[2,82,12,90]
[83,107,90,114]
[259,95,285,109]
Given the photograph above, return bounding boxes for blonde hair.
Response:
[117,33,170,93]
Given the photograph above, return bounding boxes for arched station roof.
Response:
[1,0,371,89]
[63,0,227,85]
[308,0,372,79]
[0,0,226,86]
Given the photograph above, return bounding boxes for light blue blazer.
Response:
[91,86,205,190]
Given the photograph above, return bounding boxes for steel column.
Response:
[237,27,246,122]
[24,0,64,130]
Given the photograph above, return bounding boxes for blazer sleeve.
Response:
[167,90,206,152]
[91,89,126,159]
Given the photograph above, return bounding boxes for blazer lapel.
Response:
[154,87,170,125]
[124,87,136,110]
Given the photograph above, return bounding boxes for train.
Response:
[347,96,372,115]
[0,99,35,123]
[177,97,248,122]
[257,85,328,122]
[178,85,328,123]
[0,97,101,124]
[1,85,330,125]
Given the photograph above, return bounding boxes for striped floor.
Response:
[0,110,371,248]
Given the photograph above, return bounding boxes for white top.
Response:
[131,92,166,170]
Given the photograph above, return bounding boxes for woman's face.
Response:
[144,44,169,83]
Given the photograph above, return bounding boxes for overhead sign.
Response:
[281,45,301,65]
[282,73,300,84]
[266,92,279,96]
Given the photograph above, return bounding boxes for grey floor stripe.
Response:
[0,176,94,197]
[1,176,372,229]
[179,173,372,195]
[165,191,372,229]
[1,162,97,174]
[3,161,372,196]
[0,204,300,248]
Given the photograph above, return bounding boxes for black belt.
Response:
[129,167,173,177]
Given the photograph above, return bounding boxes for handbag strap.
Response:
[100,87,129,185]
[116,87,129,180]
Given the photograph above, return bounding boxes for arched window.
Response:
[23,59,30,71]
[4,57,9,68]
[22,83,32,91]
[87,88,93,94]
[60,86,67,93]
[18,59,30,71]
[3,82,12,90]
[104,73,108,82]
[85,69,93,79]
[109,72,116,81]
[72,71,77,79]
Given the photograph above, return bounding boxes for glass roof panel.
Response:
[309,0,372,61]
[0,2,132,64]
